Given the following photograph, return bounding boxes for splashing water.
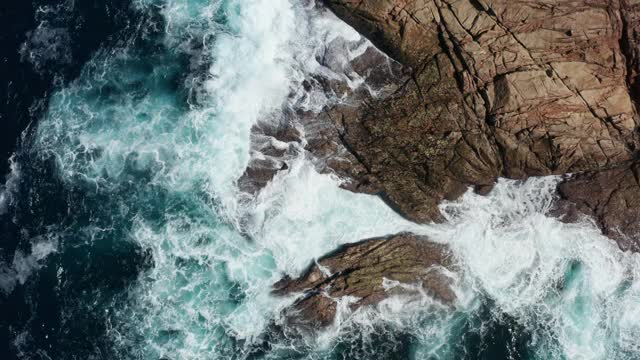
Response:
[2,0,640,359]
[425,177,640,359]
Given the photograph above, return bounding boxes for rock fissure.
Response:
[266,0,640,328]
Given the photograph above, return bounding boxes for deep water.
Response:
[0,0,140,175]
[2,1,640,359]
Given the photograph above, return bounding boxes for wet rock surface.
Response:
[239,29,403,196]
[553,162,640,252]
[273,233,456,328]
[238,118,303,195]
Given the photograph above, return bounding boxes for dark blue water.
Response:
[1,2,161,358]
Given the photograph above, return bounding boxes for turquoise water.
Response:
[4,0,640,359]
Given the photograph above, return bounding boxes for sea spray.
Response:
[246,158,423,276]
[426,177,640,359]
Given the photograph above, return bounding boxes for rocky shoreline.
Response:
[241,0,640,327]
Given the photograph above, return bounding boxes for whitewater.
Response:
[2,0,640,359]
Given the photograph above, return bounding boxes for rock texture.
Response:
[273,233,456,328]
[267,0,640,327]
[317,0,640,222]
[622,0,640,106]
[238,119,302,194]
[239,36,403,197]
[554,162,640,251]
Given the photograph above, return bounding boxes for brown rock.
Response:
[553,161,640,252]
[237,119,302,194]
[262,1,640,330]
[317,0,640,222]
[273,233,456,328]
[239,30,403,196]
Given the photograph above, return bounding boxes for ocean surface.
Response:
[1,1,640,359]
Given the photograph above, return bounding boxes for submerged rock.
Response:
[273,233,456,328]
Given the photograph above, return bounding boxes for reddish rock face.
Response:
[318,0,640,222]
[273,233,456,328]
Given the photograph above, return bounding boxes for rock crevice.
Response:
[319,0,640,224]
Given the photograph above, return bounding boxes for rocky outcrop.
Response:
[273,233,456,328]
[266,0,640,328]
[239,36,403,196]
[553,162,640,251]
[316,0,640,222]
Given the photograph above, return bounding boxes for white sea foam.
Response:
[0,155,20,215]
[62,1,422,358]
[246,157,421,276]
[0,234,59,295]
[416,177,640,359]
